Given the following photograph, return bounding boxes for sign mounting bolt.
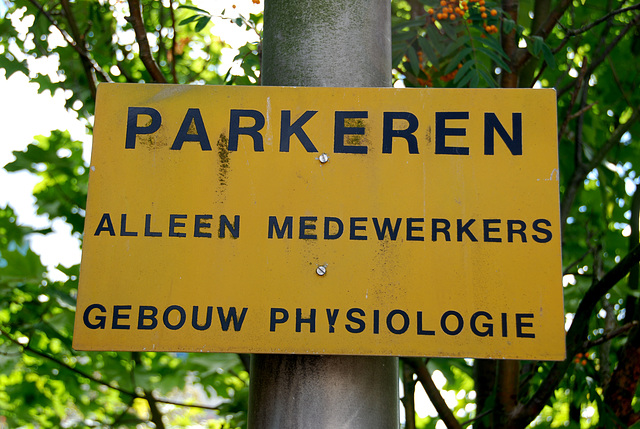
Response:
[318,153,329,164]
[316,265,327,276]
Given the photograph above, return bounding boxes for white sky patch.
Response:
[0,71,90,279]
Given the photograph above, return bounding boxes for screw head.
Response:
[316,265,327,276]
[318,153,329,164]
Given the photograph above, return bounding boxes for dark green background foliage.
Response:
[1,0,639,427]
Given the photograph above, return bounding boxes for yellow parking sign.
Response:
[73,83,564,360]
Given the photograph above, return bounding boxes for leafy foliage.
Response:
[2,0,640,428]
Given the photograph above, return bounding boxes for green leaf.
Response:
[177,5,210,14]
[441,35,469,58]
[195,16,211,32]
[178,15,200,26]
[418,36,440,68]
[477,66,498,87]
[541,43,557,68]
[444,46,472,74]
[530,35,544,56]
[453,60,474,86]
[407,45,421,76]
[476,46,511,72]
[503,18,515,34]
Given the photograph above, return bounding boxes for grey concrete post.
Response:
[247,1,399,428]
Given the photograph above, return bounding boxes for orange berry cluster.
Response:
[416,51,434,86]
[573,352,588,366]
[428,0,499,34]
[440,63,463,82]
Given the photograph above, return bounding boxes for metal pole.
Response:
[247,0,398,428]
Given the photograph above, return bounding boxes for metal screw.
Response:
[316,265,327,276]
[318,153,329,164]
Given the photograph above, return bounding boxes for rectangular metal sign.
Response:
[73,83,565,360]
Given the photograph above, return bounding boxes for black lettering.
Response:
[120,214,137,237]
[441,310,463,335]
[373,310,380,334]
[457,219,478,242]
[171,108,211,151]
[324,217,344,240]
[163,305,186,330]
[218,307,248,331]
[94,213,115,236]
[326,309,339,333]
[502,313,508,337]
[219,215,240,238]
[138,306,158,330]
[300,216,317,239]
[350,217,368,240]
[483,219,501,242]
[382,112,419,154]
[507,220,527,243]
[435,111,469,155]
[268,216,293,239]
[372,218,402,241]
[334,111,368,154]
[194,215,212,238]
[406,218,425,241]
[432,218,451,241]
[169,214,187,238]
[192,306,213,330]
[144,214,162,237]
[516,313,535,338]
[112,305,131,330]
[532,219,552,243]
[484,113,522,155]
[229,109,265,151]
[280,110,318,152]
[270,308,289,331]
[345,308,366,333]
[126,107,161,149]
[295,308,316,333]
[83,304,106,329]
[470,311,493,337]
[417,311,435,335]
[387,309,410,334]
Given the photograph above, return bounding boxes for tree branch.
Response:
[496,360,519,429]
[26,0,112,93]
[168,0,179,83]
[514,0,572,70]
[403,362,417,429]
[510,243,640,428]
[558,14,640,98]
[500,0,519,87]
[582,321,638,350]
[127,0,168,83]
[560,105,640,226]
[0,326,220,412]
[404,358,463,429]
[561,4,640,36]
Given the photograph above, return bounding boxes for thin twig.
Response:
[0,326,220,411]
[568,102,597,121]
[560,4,640,36]
[558,14,640,97]
[26,0,111,87]
[582,321,639,349]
